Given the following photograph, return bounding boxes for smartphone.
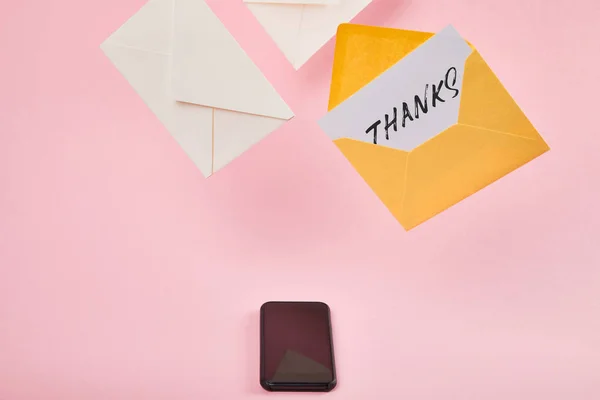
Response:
[260,301,337,392]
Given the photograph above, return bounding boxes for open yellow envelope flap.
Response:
[326,24,549,230]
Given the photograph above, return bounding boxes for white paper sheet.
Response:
[318,25,473,151]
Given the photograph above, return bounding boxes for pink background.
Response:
[1,0,599,398]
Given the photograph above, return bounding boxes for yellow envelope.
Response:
[323,24,549,230]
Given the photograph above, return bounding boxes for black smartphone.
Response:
[260,301,337,392]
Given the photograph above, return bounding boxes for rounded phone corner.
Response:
[259,379,273,392]
[315,301,331,312]
[259,301,275,313]
[326,378,337,392]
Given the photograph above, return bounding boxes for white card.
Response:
[318,25,473,151]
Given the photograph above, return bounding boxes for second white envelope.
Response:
[101,0,294,178]
[244,0,373,70]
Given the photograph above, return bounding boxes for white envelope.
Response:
[101,0,294,178]
[244,0,373,70]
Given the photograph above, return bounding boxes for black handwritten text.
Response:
[366,66,460,145]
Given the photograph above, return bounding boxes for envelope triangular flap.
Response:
[334,139,408,220]
[171,0,293,120]
[245,0,372,70]
[101,0,214,178]
[400,124,549,229]
[328,25,434,110]
[101,0,173,54]
[212,109,286,173]
[398,50,550,228]
[458,51,544,141]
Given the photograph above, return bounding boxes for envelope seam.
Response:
[398,154,410,220]
[332,123,540,149]
[175,100,289,121]
[293,5,306,67]
[456,123,540,142]
[211,108,215,175]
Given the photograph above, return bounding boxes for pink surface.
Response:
[1,0,599,398]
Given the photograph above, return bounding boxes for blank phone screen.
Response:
[260,302,335,388]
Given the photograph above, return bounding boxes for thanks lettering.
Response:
[365,66,460,145]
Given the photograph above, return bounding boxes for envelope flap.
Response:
[333,139,408,220]
[245,0,372,70]
[212,109,286,173]
[400,124,549,229]
[171,0,293,120]
[459,52,545,142]
[101,0,172,54]
[328,24,434,110]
